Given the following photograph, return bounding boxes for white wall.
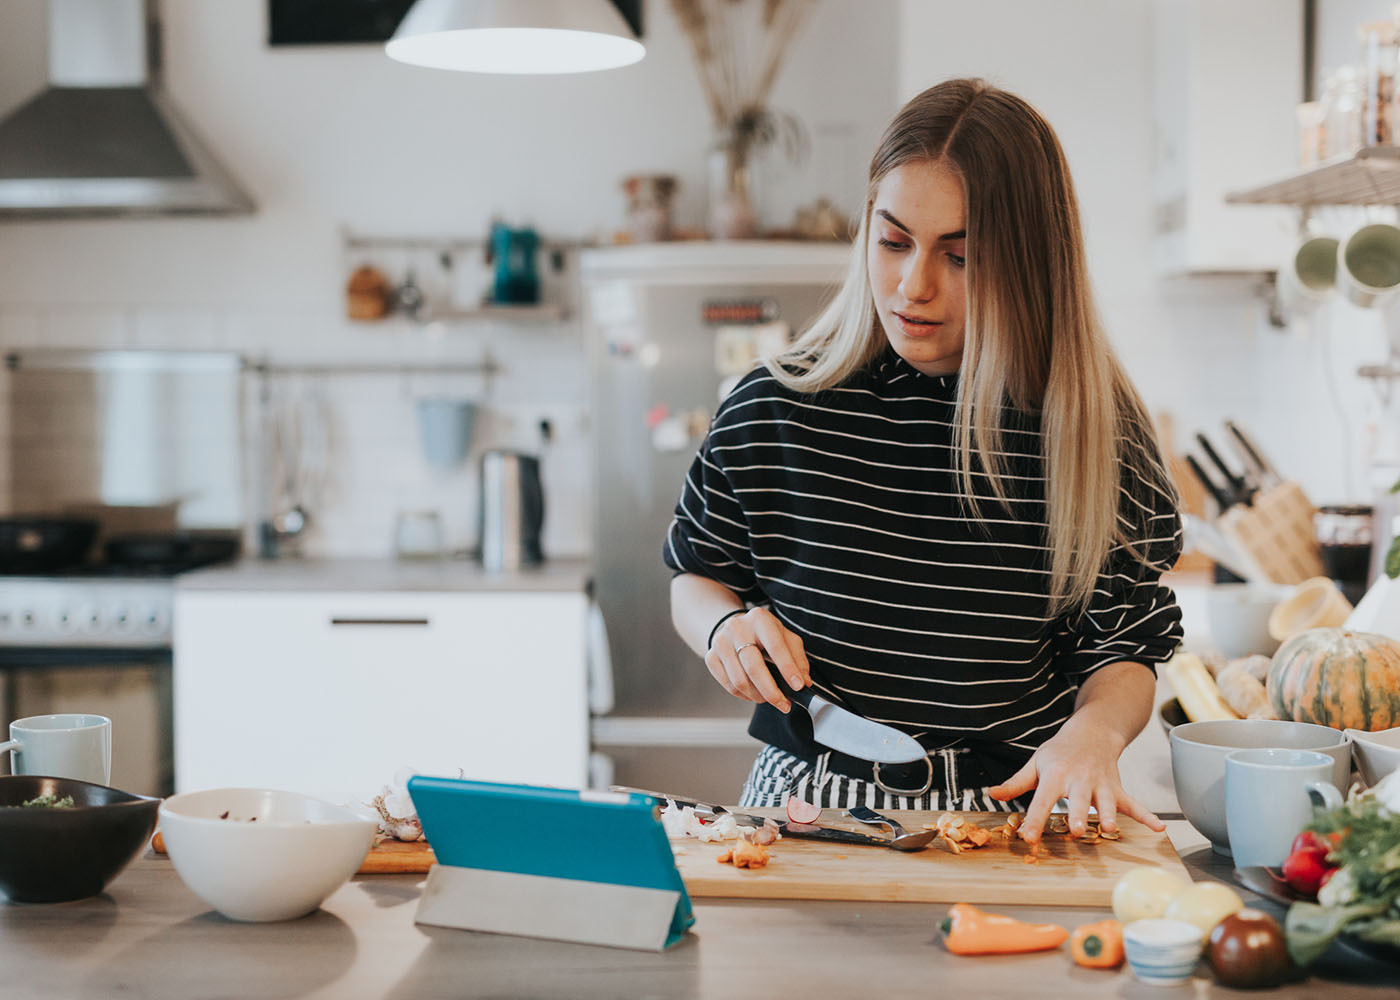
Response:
[897,0,1395,512]
[0,0,898,557]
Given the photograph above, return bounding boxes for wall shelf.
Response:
[1226,147,1400,206]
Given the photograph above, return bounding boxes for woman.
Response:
[664,78,1182,846]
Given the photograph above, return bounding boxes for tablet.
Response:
[407,776,695,946]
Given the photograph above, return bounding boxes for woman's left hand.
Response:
[986,662,1165,845]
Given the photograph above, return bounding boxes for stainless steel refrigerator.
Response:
[581,242,847,802]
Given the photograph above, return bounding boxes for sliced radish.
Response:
[785,795,821,825]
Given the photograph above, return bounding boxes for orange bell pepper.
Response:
[940,902,1069,955]
[1070,919,1124,969]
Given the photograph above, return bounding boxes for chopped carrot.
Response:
[940,902,1068,955]
[1070,920,1124,969]
[717,839,770,869]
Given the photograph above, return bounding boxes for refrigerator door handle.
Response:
[586,600,615,715]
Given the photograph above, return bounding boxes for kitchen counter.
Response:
[176,556,590,594]
[3,829,1396,1000]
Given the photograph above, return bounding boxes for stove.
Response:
[0,576,174,648]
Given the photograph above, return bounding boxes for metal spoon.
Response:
[844,805,935,851]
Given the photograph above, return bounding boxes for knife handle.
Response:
[765,658,814,711]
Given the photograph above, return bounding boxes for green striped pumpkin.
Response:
[1267,628,1400,732]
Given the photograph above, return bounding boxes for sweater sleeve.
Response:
[662,409,766,605]
[1051,436,1185,679]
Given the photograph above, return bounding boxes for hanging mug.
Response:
[1276,230,1338,318]
[1337,221,1400,307]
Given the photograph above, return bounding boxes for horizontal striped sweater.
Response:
[664,351,1184,778]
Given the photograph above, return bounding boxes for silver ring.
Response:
[872,756,934,797]
[733,641,759,655]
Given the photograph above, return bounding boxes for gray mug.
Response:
[0,713,112,786]
[1225,747,1342,869]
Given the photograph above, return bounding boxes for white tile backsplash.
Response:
[1,301,594,560]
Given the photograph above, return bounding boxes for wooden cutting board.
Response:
[671,809,1189,907]
[150,832,436,875]
[172,808,1186,906]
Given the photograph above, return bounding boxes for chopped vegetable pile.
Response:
[20,794,75,809]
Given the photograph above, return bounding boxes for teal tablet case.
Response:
[408,776,695,950]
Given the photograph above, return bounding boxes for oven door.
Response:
[0,648,172,797]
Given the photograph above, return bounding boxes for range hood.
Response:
[0,0,254,218]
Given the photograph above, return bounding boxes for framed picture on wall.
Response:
[267,0,644,46]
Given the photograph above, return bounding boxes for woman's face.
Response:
[866,160,968,377]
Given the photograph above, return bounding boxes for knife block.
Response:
[1216,480,1324,584]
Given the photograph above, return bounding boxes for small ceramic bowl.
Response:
[1346,726,1400,787]
[159,788,375,922]
[1123,918,1204,986]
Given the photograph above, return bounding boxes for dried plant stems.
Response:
[669,0,818,131]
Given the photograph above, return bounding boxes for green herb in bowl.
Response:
[21,794,75,809]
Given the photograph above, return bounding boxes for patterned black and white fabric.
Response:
[665,349,1184,786]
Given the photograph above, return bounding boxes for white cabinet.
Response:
[173,589,588,802]
[1151,0,1302,274]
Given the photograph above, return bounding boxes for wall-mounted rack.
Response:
[1226,147,1400,206]
[340,228,586,325]
[245,357,501,378]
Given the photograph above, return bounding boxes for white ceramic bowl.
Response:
[1123,918,1204,985]
[159,788,376,922]
[1346,726,1400,787]
[1169,719,1350,855]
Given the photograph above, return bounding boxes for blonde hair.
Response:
[767,78,1175,616]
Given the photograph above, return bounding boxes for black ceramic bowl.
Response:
[1158,697,1189,733]
[0,776,160,903]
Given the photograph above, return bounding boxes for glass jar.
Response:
[1322,66,1364,159]
[1297,100,1326,167]
[1358,20,1400,146]
[1315,503,1374,604]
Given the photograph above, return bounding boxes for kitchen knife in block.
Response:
[408,777,694,951]
[765,662,925,765]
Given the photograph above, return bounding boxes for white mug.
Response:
[1338,222,1400,308]
[1225,747,1342,868]
[1276,233,1338,318]
[0,713,112,786]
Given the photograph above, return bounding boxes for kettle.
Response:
[477,450,544,571]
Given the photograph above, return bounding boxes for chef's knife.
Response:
[766,663,926,765]
[1196,432,1254,505]
[1185,453,1235,511]
[1225,420,1281,489]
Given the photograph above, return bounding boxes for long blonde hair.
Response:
[767,78,1175,617]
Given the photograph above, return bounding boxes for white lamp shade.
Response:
[386,0,645,74]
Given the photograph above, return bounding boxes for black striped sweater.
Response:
[663,351,1184,779]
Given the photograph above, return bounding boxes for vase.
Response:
[707,136,758,240]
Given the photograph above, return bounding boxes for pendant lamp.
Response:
[386,0,644,74]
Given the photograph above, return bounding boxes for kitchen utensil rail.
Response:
[245,359,501,378]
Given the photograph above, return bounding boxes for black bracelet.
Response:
[707,608,746,650]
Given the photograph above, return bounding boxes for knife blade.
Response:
[766,662,926,764]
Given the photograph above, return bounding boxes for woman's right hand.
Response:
[705,608,811,713]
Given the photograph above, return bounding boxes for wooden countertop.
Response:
[3,830,1396,999]
[175,556,591,594]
